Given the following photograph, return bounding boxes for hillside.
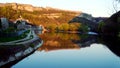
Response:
[0,3,80,26]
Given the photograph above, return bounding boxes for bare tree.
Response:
[112,0,120,13]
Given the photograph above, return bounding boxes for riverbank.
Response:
[0,28,43,67]
[0,37,43,68]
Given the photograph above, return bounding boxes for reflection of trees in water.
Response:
[38,33,120,57]
[40,33,81,41]
[38,33,98,51]
[38,33,81,51]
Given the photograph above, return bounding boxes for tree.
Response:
[112,0,120,13]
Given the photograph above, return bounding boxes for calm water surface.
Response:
[12,33,120,68]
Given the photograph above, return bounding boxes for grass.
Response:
[0,30,30,43]
[15,34,34,43]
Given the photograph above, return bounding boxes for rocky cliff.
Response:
[0,3,45,12]
[0,3,80,13]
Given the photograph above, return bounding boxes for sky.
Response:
[0,0,118,17]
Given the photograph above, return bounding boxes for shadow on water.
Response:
[77,34,120,57]
[73,33,120,57]
[100,35,120,57]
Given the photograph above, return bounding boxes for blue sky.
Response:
[0,0,117,17]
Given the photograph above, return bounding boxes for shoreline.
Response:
[0,38,43,68]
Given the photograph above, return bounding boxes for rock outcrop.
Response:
[0,3,43,12]
[69,11,120,36]
[69,17,98,32]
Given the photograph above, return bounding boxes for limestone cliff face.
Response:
[0,3,80,13]
[0,3,43,12]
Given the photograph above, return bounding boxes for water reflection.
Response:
[0,39,42,68]
[38,33,97,51]
[0,45,34,68]
[11,32,120,68]
[12,32,120,68]
[38,33,120,57]
[38,33,81,51]
[100,35,120,57]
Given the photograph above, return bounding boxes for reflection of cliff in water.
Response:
[38,33,80,51]
[38,33,98,52]
[72,34,98,48]
[0,39,43,68]
[38,33,120,57]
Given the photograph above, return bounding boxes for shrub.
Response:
[98,21,105,32]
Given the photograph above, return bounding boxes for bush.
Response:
[3,27,16,33]
[58,23,69,31]
[80,24,89,32]
[47,24,57,31]
[98,21,105,32]
[0,30,30,42]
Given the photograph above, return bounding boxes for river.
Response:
[7,33,120,68]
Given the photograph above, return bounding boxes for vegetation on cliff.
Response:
[0,3,89,32]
